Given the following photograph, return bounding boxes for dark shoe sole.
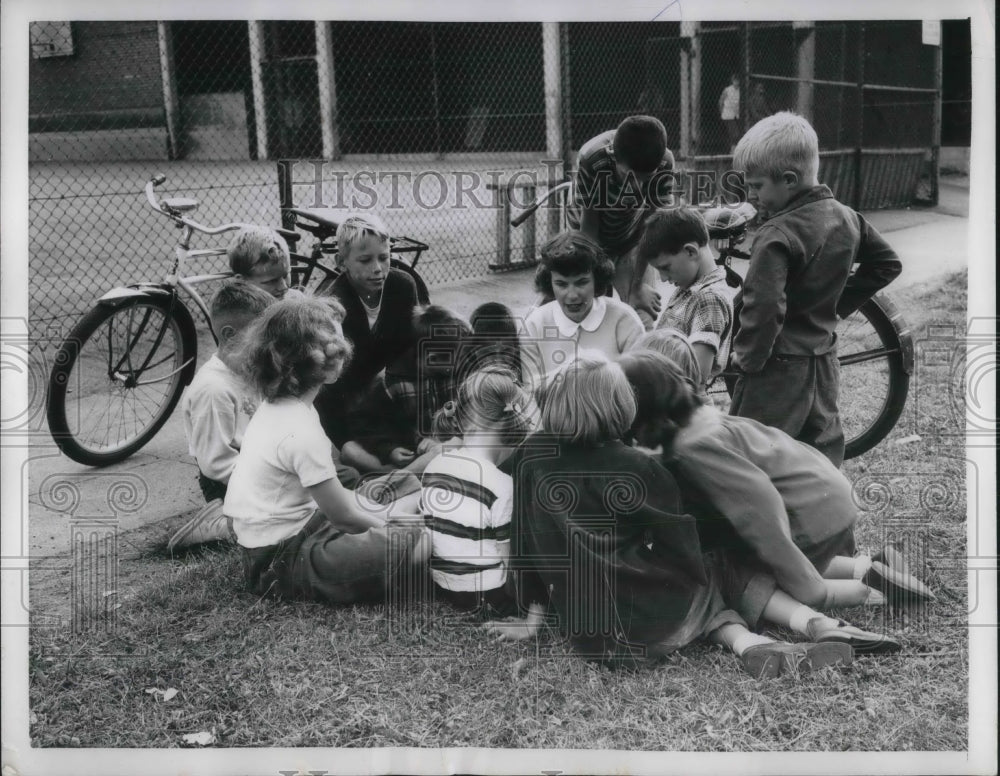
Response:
[864,560,935,605]
[872,544,909,574]
[816,631,902,655]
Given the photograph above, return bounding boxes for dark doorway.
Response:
[941,19,971,147]
[171,21,254,159]
[262,21,322,158]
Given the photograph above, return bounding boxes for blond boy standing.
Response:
[729,112,901,466]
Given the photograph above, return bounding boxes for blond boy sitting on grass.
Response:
[169,280,274,550]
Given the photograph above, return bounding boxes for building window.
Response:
[30,21,74,59]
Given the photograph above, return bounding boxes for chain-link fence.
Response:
[28,19,948,334]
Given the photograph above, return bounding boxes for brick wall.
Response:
[29,21,163,120]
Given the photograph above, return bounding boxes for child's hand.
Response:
[483,617,540,642]
[483,604,545,642]
[416,437,439,455]
[386,513,425,528]
[635,284,663,317]
[389,447,416,465]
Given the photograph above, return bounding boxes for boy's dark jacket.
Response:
[314,268,418,441]
[734,184,902,373]
[503,435,708,667]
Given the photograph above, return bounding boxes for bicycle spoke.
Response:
[57,301,190,457]
[837,307,894,455]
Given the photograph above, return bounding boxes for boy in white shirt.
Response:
[169,281,274,550]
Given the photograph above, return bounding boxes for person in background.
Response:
[718,74,741,152]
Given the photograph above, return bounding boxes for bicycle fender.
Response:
[97,285,173,308]
[869,292,915,376]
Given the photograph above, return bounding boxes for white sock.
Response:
[731,632,774,656]
[789,604,819,635]
[866,587,886,605]
[854,555,873,580]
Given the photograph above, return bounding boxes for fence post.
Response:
[315,21,341,161]
[490,182,511,269]
[929,27,943,206]
[741,23,751,139]
[690,24,702,156]
[429,26,444,158]
[679,21,698,160]
[156,22,180,160]
[559,22,574,179]
[853,22,866,210]
[542,22,564,238]
[521,184,536,264]
[248,21,269,160]
[793,21,815,122]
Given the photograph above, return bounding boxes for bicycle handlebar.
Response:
[510,181,572,228]
[510,203,539,228]
[145,175,253,236]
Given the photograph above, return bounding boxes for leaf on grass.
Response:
[145,687,179,702]
[182,731,216,746]
[511,657,527,680]
[891,434,922,446]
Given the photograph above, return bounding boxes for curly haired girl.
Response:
[224,295,428,603]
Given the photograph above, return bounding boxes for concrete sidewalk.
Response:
[22,186,970,559]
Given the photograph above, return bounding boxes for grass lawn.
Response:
[27,272,970,752]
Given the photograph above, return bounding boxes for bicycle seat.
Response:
[274,227,302,248]
[162,197,199,214]
[702,203,757,240]
[283,207,343,237]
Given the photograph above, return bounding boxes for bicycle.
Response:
[511,182,914,459]
[46,174,430,467]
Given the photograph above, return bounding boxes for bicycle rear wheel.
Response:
[709,291,910,460]
[837,293,911,459]
[47,295,198,466]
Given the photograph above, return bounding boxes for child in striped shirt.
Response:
[420,366,537,618]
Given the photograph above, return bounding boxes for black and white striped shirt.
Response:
[421,448,513,593]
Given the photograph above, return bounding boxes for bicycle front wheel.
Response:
[837,293,911,459]
[47,295,198,466]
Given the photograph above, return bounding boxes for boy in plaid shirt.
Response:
[639,207,733,391]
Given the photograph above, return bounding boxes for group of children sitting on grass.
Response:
[172,111,932,678]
